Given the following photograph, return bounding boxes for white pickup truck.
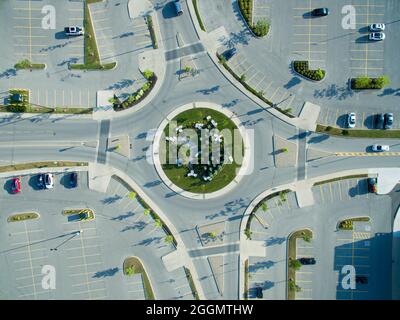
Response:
[64,26,84,36]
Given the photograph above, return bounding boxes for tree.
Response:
[253,19,270,37]
[244,228,252,240]
[209,231,217,239]
[164,235,174,244]
[289,259,302,271]
[125,266,135,276]
[144,209,151,216]
[315,68,325,80]
[261,202,268,212]
[154,218,163,229]
[303,234,312,242]
[288,279,301,292]
[184,66,191,73]
[128,191,136,199]
[143,69,154,80]
[240,74,246,82]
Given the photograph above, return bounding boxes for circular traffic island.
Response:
[154,103,249,199]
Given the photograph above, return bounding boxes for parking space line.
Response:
[72,279,104,287]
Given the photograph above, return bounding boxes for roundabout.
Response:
[152,102,252,200]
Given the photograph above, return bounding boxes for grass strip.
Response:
[287,229,312,300]
[146,15,158,49]
[317,124,400,138]
[14,59,45,70]
[123,257,155,300]
[313,174,368,186]
[184,267,200,300]
[192,0,206,31]
[0,161,87,173]
[8,212,39,222]
[338,217,370,230]
[244,259,249,300]
[70,0,116,70]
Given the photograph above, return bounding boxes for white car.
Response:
[64,26,84,36]
[369,23,385,32]
[347,113,356,128]
[372,144,389,152]
[44,173,54,189]
[369,32,385,41]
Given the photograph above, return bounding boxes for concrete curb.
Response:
[152,101,252,200]
[0,165,88,179]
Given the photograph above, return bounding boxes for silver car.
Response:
[369,23,385,32]
[369,32,385,41]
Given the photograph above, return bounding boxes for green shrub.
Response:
[351,75,390,89]
[293,61,325,81]
[143,69,154,80]
[253,19,270,37]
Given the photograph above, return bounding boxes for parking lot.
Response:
[0,171,193,299]
[246,176,393,299]
[200,0,400,120]
[0,0,152,109]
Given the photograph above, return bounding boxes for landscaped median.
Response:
[238,0,270,37]
[123,256,155,299]
[113,70,157,111]
[184,267,200,300]
[70,0,116,70]
[0,161,87,173]
[317,124,400,139]
[216,53,294,118]
[14,59,45,70]
[287,229,313,300]
[293,61,325,82]
[8,212,39,223]
[337,217,370,231]
[192,0,206,32]
[146,15,158,49]
[350,75,390,90]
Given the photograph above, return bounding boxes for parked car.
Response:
[222,47,237,61]
[356,275,368,284]
[255,287,263,299]
[369,32,385,41]
[299,257,316,265]
[174,0,183,16]
[372,144,389,152]
[11,93,23,103]
[64,26,84,36]
[311,8,329,17]
[44,173,54,189]
[374,113,385,129]
[369,23,385,31]
[347,112,356,128]
[69,172,78,188]
[368,178,377,193]
[384,113,393,129]
[11,177,21,194]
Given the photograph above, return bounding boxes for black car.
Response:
[374,113,385,129]
[69,172,78,188]
[356,275,368,284]
[299,257,316,265]
[311,8,329,17]
[37,174,45,189]
[11,93,23,103]
[223,48,237,61]
[255,287,263,299]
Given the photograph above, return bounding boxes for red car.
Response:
[11,177,21,194]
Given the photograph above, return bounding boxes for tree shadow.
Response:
[378,88,400,97]
[144,180,162,188]
[336,114,348,128]
[111,211,135,221]
[314,84,354,101]
[249,260,275,272]
[92,267,119,278]
[195,85,220,95]
[133,236,162,246]
[308,134,329,144]
[0,68,17,79]
[121,221,146,232]
[284,77,301,89]
[222,99,240,108]
[161,1,177,19]
[102,195,122,204]
[265,236,286,246]
[106,79,135,90]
